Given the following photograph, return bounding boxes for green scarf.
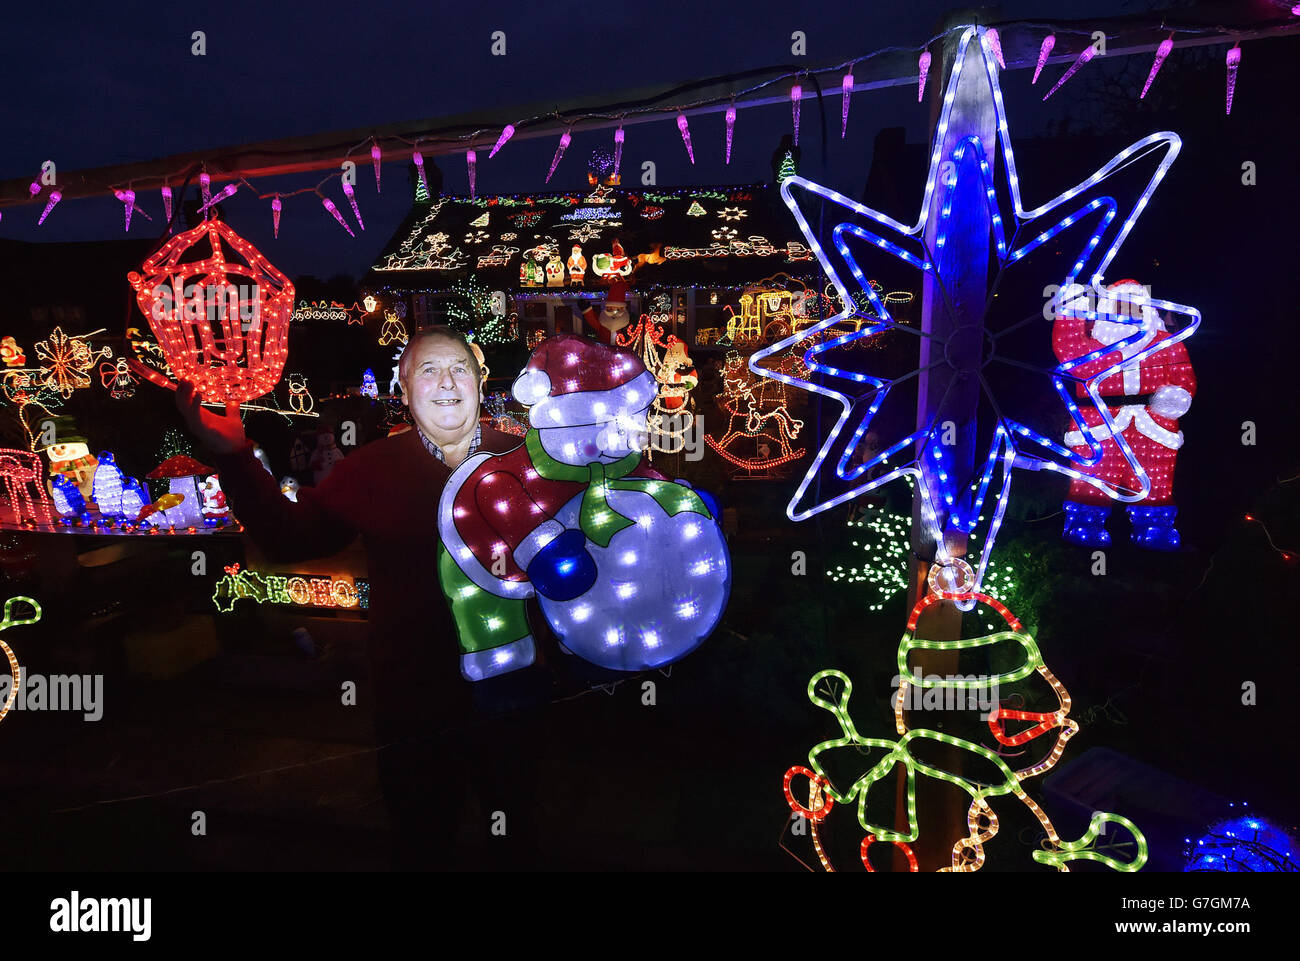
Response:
[525,429,711,547]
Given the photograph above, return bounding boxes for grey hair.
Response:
[398,325,482,385]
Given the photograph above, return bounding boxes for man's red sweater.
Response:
[211,424,533,729]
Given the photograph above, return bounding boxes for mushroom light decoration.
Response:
[146,454,214,529]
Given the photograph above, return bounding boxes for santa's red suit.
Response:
[1052,282,1195,507]
[578,277,632,345]
[202,480,230,520]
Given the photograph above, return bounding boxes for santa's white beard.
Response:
[599,307,629,331]
[538,488,730,671]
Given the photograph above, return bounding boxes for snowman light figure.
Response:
[438,334,731,680]
[286,374,314,415]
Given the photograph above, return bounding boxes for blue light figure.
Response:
[51,474,88,524]
[90,451,126,520]
[119,477,148,523]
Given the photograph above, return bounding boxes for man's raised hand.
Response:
[175,380,248,455]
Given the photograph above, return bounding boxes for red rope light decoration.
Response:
[126,216,295,405]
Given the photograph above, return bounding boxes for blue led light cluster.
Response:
[1185,813,1298,873]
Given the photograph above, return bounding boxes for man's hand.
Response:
[175,381,248,455]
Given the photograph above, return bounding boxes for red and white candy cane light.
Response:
[126,215,295,405]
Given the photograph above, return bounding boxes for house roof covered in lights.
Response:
[363,177,819,295]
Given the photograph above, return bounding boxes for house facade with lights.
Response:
[361,154,820,349]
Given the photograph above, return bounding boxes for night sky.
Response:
[0,0,1251,281]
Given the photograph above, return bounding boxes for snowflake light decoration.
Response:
[750,26,1199,596]
[568,223,607,243]
[719,206,749,222]
[35,327,111,399]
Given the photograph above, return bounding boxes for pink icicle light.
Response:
[1033,34,1056,85]
[725,104,737,163]
[545,128,571,184]
[413,150,428,194]
[677,113,695,164]
[198,182,238,215]
[613,126,625,182]
[371,143,382,193]
[199,171,211,207]
[341,181,364,231]
[466,149,477,198]
[271,197,282,239]
[489,124,515,158]
[161,185,173,223]
[840,73,853,138]
[918,51,932,102]
[38,190,61,226]
[985,28,1005,69]
[1141,36,1174,99]
[791,83,802,146]
[116,189,136,231]
[1044,43,1097,101]
[322,196,355,238]
[1225,44,1242,115]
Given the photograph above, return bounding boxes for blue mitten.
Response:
[527,528,598,601]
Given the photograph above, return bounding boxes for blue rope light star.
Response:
[750,26,1200,596]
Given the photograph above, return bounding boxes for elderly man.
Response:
[176,325,543,869]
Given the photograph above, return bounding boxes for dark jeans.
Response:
[374,668,553,871]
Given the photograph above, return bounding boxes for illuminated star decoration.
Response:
[750,26,1200,596]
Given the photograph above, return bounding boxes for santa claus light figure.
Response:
[437,334,730,680]
[1052,279,1196,550]
[575,277,634,345]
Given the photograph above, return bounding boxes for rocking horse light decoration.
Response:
[0,449,56,528]
[706,349,806,475]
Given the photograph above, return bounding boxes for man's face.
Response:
[399,337,481,442]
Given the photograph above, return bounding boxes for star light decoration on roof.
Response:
[750,27,1200,597]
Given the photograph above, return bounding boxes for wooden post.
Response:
[897,15,997,872]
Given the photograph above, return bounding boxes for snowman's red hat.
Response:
[512,333,656,427]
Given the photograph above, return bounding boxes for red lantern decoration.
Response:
[126,216,295,405]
